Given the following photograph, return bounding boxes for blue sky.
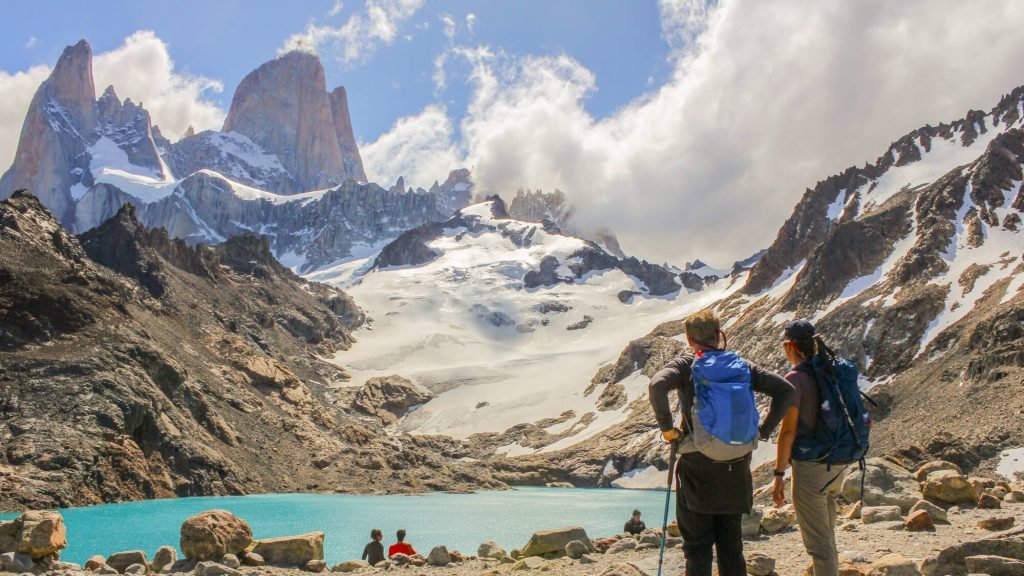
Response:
[0,1,671,144]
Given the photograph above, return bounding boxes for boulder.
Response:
[427,546,451,567]
[240,553,264,567]
[964,555,1024,576]
[521,527,594,558]
[967,477,996,495]
[867,553,921,576]
[637,530,661,546]
[97,565,120,575]
[914,461,962,482]
[840,563,869,576]
[124,563,148,574]
[597,562,646,576]
[746,552,776,576]
[449,550,465,563]
[304,559,327,572]
[180,511,253,561]
[579,554,598,565]
[564,541,588,560]
[107,550,149,573]
[250,532,324,566]
[85,555,106,571]
[169,559,197,573]
[977,493,1002,509]
[1005,491,1024,503]
[635,543,656,551]
[353,375,433,426]
[761,506,796,533]
[15,510,68,560]
[0,521,17,554]
[151,546,177,572]
[330,560,369,572]
[842,459,922,512]
[741,509,763,538]
[478,542,508,560]
[373,560,391,569]
[389,553,410,566]
[910,500,948,523]
[930,538,1024,575]
[922,471,976,504]
[862,506,903,524]
[666,521,681,538]
[606,539,637,554]
[904,510,934,532]
[219,554,240,569]
[977,517,1015,531]
[511,556,545,570]
[195,560,241,576]
[0,551,34,573]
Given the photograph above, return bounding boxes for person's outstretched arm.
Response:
[648,355,691,438]
[750,364,796,438]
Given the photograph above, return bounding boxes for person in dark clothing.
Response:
[649,310,795,576]
[362,529,385,565]
[624,509,646,535]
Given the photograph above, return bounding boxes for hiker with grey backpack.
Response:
[649,310,795,576]
[772,320,872,576]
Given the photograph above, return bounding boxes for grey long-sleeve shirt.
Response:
[648,351,795,514]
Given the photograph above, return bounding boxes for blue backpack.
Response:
[686,351,759,461]
[792,340,871,465]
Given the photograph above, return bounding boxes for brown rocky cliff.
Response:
[329,87,367,183]
[222,52,350,193]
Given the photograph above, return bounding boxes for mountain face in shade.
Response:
[329,86,367,183]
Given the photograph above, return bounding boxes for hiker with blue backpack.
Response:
[771,320,871,576]
[649,309,795,576]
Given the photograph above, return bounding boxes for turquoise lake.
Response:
[0,488,674,565]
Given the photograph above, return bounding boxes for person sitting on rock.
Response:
[388,529,417,557]
[363,528,385,565]
[624,509,646,535]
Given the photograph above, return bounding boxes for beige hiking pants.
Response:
[792,460,848,576]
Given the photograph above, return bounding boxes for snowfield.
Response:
[318,202,746,446]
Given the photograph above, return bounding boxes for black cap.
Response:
[784,319,815,341]
[632,509,641,516]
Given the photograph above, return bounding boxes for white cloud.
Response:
[0,31,224,170]
[25,36,37,49]
[280,0,425,66]
[361,104,461,188]
[440,13,457,40]
[465,13,477,34]
[327,0,344,17]
[94,31,224,141]
[0,65,50,171]
[361,0,1024,266]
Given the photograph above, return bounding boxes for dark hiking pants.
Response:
[676,493,745,576]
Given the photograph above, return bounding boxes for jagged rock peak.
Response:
[329,86,367,182]
[46,39,97,131]
[182,125,195,140]
[222,50,351,193]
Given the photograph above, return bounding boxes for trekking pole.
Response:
[656,440,678,576]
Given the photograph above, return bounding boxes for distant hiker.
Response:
[772,320,871,576]
[388,528,417,557]
[624,509,646,535]
[649,309,795,576]
[362,528,385,565]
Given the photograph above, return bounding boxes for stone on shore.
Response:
[180,511,253,561]
[637,530,661,546]
[15,511,68,560]
[929,537,1024,575]
[606,539,636,554]
[867,553,921,575]
[904,510,934,532]
[977,517,1015,531]
[106,550,148,573]
[861,506,902,524]
[124,563,147,574]
[152,546,177,572]
[741,509,763,538]
[842,459,921,513]
[240,553,265,567]
[745,552,776,576]
[1006,490,1024,503]
[597,562,646,576]
[304,559,327,572]
[219,553,240,569]
[0,551,34,573]
[565,541,588,560]
[250,532,324,566]
[761,506,796,533]
[389,553,410,566]
[666,521,681,538]
[331,559,369,572]
[913,461,962,482]
[521,527,593,558]
[964,555,1024,576]
[428,546,451,566]
[909,500,947,523]
[478,542,508,560]
[195,560,242,576]
[977,492,1002,509]
[512,556,545,571]
[922,471,976,504]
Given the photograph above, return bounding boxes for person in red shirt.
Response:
[388,529,417,557]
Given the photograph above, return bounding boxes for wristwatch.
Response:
[773,469,786,478]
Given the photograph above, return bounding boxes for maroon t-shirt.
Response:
[784,368,819,435]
